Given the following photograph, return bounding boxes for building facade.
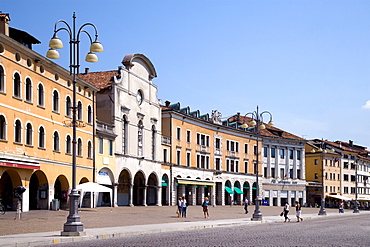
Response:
[80,53,162,207]
[0,12,99,211]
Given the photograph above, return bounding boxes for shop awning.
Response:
[225,186,234,194]
[234,187,243,194]
[327,194,351,201]
[0,160,40,170]
[356,196,370,201]
[177,179,215,186]
[162,182,168,186]
[243,186,250,189]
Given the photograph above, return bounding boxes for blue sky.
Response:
[2,0,370,147]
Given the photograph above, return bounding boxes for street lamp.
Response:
[312,141,327,215]
[353,161,360,213]
[241,106,274,221]
[46,13,103,236]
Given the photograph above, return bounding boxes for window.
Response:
[338,174,340,180]
[186,152,191,167]
[163,149,168,163]
[263,147,267,157]
[53,131,60,152]
[197,154,208,169]
[297,169,301,179]
[351,187,356,194]
[138,122,143,157]
[77,101,83,121]
[122,116,128,154]
[343,154,348,159]
[108,140,113,156]
[197,133,210,147]
[177,150,181,165]
[264,167,268,178]
[344,174,349,181]
[152,125,156,160]
[297,150,301,160]
[279,149,285,159]
[66,96,72,117]
[289,169,293,178]
[87,105,92,124]
[271,148,276,158]
[245,144,249,154]
[38,83,44,107]
[26,123,32,145]
[0,66,4,93]
[289,150,293,159]
[13,72,21,98]
[87,141,92,159]
[77,138,82,156]
[25,78,32,102]
[344,162,349,169]
[176,127,181,140]
[235,160,239,172]
[216,158,221,170]
[314,159,319,166]
[38,126,45,148]
[280,168,285,178]
[314,173,319,180]
[98,137,103,154]
[350,163,356,170]
[226,159,229,171]
[215,138,221,149]
[186,130,191,143]
[244,161,248,173]
[66,135,71,154]
[351,175,356,182]
[14,119,22,143]
[271,168,275,177]
[344,187,348,193]
[253,145,257,155]
[52,90,59,112]
[0,115,6,140]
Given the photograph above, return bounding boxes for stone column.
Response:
[143,186,147,206]
[129,184,133,207]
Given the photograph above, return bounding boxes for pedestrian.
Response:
[295,201,303,222]
[202,197,210,218]
[181,196,187,218]
[339,202,344,213]
[243,197,249,214]
[177,197,182,218]
[282,202,290,222]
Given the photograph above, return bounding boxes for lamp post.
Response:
[353,161,360,213]
[317,141,327,216]
[241,106,274,221]
[46,13,103,236]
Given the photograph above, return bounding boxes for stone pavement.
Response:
[0,205,366,247]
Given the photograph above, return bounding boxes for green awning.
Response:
[234,187,243,194]
[243,187,250,189]
[162,182,168,186]
[225,186,234,194]
[252,187,257,189]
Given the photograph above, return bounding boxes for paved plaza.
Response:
[0,205,365,246]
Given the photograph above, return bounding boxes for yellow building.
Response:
[0,12,98,211]
[161,102,258,206]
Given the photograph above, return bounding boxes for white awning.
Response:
[328,194,351,201]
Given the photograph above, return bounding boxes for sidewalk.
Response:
[0,206,366,247]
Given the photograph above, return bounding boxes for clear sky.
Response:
[2,0,370,148]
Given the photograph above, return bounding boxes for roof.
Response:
[9,27,41,44]
[78,70,119,89]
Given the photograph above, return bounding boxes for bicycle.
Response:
[0,199,5,215]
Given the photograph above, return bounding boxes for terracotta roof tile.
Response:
[78,70,119,89]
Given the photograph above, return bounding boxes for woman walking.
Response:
[295,201,303,222]
[283,202,290,222]
[181,196,187,218]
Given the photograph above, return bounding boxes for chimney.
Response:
[165,100,171,107]
[84,68,89,74]
[349,140,353,147]
[0,12,10,36]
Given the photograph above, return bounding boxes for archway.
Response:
[243,181,251,203]
[252,182,258,205]
[0,170,22,210]
[29,170,48,210]
[233,181,242,205]
[117,169,131,206]
[224,180,233,205]
[54,175,69,210]
[79,177,89,184]
[161,174,169,206]
[133,171,145,206]
[146,173,158,205]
